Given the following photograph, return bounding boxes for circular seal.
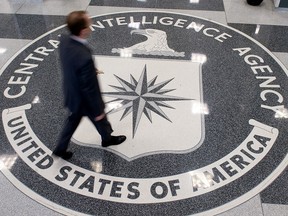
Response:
[0,11,288,216]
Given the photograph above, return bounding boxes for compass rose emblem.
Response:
[102,65,191,137]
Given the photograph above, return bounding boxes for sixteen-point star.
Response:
[102,65,192,138]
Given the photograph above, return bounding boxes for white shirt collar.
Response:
[70,35,87,44]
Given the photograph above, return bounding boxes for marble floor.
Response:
[0,0,288,215]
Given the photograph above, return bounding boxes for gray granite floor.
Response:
[0,0,287,215]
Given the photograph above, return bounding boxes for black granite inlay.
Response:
[279,0,288,8]
[0,14,65,39]
[89,0,157,8]
[260,167,288,205]
[156,0,224,11]
[89,0,225,11]
[228,23,288,53]
[1,11,288,215]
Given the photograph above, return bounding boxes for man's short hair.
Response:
[66,11,88,36]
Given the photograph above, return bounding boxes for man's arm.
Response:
[78,58,105,118]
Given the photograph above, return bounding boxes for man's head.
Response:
[66,11,91,38]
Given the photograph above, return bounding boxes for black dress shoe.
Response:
[53,151,73,160]
[102,135,126,147]
[247,0,263,6]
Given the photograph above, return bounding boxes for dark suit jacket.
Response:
[59,35,105,117]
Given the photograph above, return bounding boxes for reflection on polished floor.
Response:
[0,0,288,215]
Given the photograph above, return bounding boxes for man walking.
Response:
[53,11,126,160]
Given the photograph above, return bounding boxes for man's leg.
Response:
[87,115,113,142]
[87,115,126,147]
[53,112,82,157]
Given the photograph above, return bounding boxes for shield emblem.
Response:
[72,56,205,160]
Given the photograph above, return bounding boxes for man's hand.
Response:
[95,113,105,121]
[96,69,104,75]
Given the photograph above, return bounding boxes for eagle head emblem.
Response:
[112,28,185,57]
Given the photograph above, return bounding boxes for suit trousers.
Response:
[54,111,113,154]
